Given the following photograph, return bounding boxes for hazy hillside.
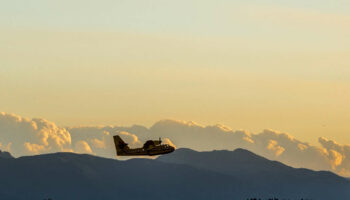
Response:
[0,152,248,200]
[0,149,349,200]
[158,148,350,199]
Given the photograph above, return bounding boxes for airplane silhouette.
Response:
[113,135,175,156]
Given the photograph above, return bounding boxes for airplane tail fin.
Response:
[113,135,129,155]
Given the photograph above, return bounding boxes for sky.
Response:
[1,0,350,146]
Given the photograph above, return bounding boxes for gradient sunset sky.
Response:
[1,0,350,145]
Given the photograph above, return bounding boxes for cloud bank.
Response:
[0,112,72,156]
[0,112,350,176]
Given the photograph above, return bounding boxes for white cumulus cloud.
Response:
[0,112,72,156]
[75,140,93,154]
[1,113,350,176]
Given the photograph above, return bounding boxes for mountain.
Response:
[158,148,350,199]
[0,152,248,200]
[0,149,348,200]
[0,150,13,159]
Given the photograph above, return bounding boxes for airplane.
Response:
[113,135,175,156]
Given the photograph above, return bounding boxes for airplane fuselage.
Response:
[117,145,175,156]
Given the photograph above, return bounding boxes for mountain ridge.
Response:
[0,148,349,200]
[160,148,339,175]
[158,148,350,199]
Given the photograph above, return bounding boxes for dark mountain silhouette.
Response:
[0,150,13,159]
[0,152,249,200]
[157,148,350,199]
[0,148,348,200]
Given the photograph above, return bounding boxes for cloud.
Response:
[144,121,336,172]
[2,112,350,176]
[247,129,331,171]
[0,112,72,156]
[67,119,345,175]
[90,131,110,149]
[66,119,350,176]
[0,112,145,158]
[75,140,93,154]
[147,119,252,151]
[162,138,176,149]
[118,131,142,147]
[318,137,350,176]
[266,140,285,157]
[24,142,45,154]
